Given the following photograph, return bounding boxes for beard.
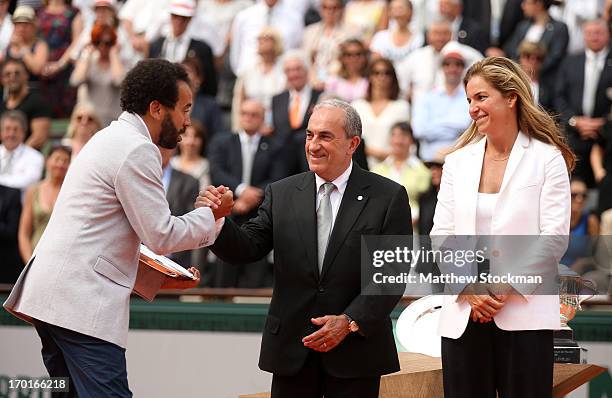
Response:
[157,114,184,149]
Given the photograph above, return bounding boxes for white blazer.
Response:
[431,132,570,339]
[4,112,218,348]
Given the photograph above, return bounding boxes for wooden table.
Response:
[240,352,607,398]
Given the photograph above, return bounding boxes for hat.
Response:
[441,42,466,63]
[12,5,35,23]
[169,0,195,17]
[94,0,117,10]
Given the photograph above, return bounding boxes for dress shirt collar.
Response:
[238,130,261,148]
[290,84,312,101]
[0,143,24,158]
[586,48,609,63]
[315,161,352,196]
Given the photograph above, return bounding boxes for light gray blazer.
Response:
[4,112,217,348]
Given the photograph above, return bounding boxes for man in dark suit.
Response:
[462,0,524,54]
[0,184,23,283]
[555,19,611,187]
[200,99,412,397]
[208,99,284,287]
[148,0,218,97]
[439,0,489,54]
[159,147,201,268]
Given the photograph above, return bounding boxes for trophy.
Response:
[554,265,596,364]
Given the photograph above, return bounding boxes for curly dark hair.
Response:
[120,59,190,115]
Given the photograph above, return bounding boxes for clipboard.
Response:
[133,244,196,302]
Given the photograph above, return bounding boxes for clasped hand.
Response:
[459,283,516,323]
[302,315,350,352]
[195,185,234,219]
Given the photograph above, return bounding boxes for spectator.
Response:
[208,99,283,287]
[324,38,369,103]
[149,0,218,97]
[0,59,51,150]
[556,18,611,187]
[182,56,222,144]
[38,0,83,118]
[62,101,102,159]
[70,23,126,127]
[171,120,211,189]
[229,0,303,76]
[272,50,323,175]
[372,121,430,223]
[18,145,70,262]
[438,0,488,54]
[118,0,170,49]
[231,26,285,133]
[409,0,442,34]
[412,47,472,161]
[0,0,13,60]
[71,0,142,70]
[0,184,23,284]
[517,40,555,112]
[352,57,410,165]
[503,0,569,75]
[560,177,600,272]
[370,0,425,66]
[302,0,353,89]
[418,156,444,235]
[550,0,601,55]
[592,119,612,215]
[396,19,451,104]
[0,110,44,193]
[343,0,388,45]
[159,146,201,269]
[462,0,524,55]
[4,6,48,82]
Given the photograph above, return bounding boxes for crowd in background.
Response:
[0,0,611,293]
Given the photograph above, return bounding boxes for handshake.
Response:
[195,185,265,219]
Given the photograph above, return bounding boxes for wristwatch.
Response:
[568,116,577,127]
[343,314,360,333]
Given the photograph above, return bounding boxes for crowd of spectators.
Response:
[0,0,611,293]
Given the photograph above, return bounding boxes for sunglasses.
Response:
[76,114,95,123]
[95,40,114,47]
[343,51,364,58]
[371,69,392,76]
[2,70,22,78]
[571,192,588,200]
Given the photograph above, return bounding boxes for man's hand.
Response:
[233,186,263,215]
[575,117,605,140]
[160,267,200,289]
[195,185,234,219]
[302,315,350,352]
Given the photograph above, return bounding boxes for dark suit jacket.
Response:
[462,0,524,48]
[149,37,218,97]
[211,166,413,377]
[0,184,24,283]
[166,168,200,267]
[537,72,557,114]
[554,48,612,186]
[503,18,569,74]
[458,17,489,54]
[272,88,323,140]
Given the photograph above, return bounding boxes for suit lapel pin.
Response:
[357,195,363,201]
[260,142,269,151]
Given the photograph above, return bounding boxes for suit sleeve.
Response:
[343,186,413,337]
[540,22,569,74]
[114,143,217,254]
[211,184,274,264]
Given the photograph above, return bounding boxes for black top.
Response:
[0,90,52,141]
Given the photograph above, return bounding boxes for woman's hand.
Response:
[459,284,507,322]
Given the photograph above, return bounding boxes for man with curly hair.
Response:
[4,59,233,397]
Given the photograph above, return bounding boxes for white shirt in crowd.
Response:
[236,130,261,196]
[230,0,304,76]
[583,48,609,117]
[0,144,44,192]
[0,14,14,55]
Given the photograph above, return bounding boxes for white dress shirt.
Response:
[583,48,608,117]
[229,1,304,75]
[0,144,44,191]
[236,130,261,196]
[315,161,352,229]
[161,32,191,63]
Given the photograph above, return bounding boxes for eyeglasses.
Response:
[240,111,262,117]
[322,4,342,11]
[371,69,392,76]
[571,192,588,200]
[76,114,94,123]
[2,70,21,78]
[343,51,364,58]
[96,40,114,47]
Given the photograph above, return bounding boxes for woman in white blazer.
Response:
[431,57,575,398]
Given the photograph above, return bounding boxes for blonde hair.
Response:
[454,56,575,172]
[65,102,102,139]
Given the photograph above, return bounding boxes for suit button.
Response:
[318,286,325,293]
